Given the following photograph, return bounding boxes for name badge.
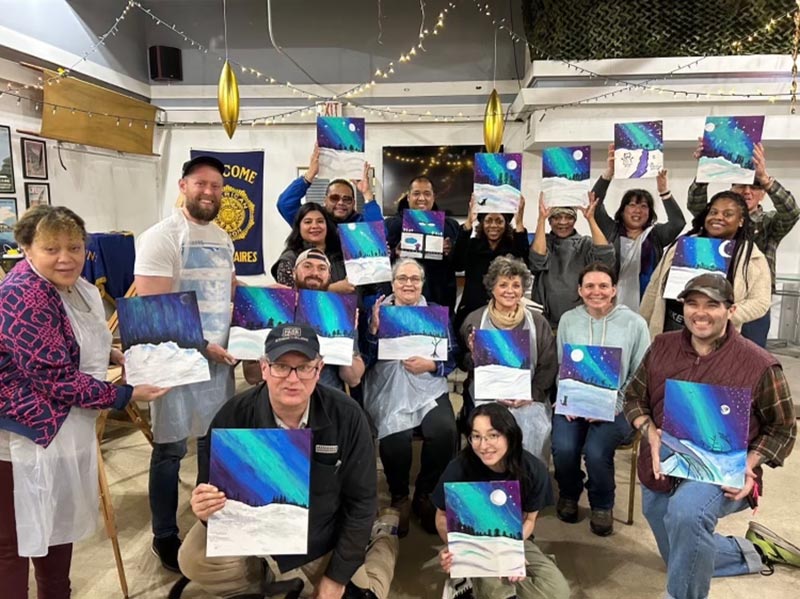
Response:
[316,444,339,455]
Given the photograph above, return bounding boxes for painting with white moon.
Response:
[663,237,734,300]
[556,343,622,422]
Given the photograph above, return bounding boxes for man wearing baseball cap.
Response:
[624,274,797,598]
[179,324,398,599]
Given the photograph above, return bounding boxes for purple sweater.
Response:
[0,260,132,447]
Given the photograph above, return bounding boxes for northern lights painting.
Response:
[295,289,357,366]
[317,116,365,179]
[473,152,523,213]
[541,145,591,207]
[696,116,765,184]
[661,379,750,488]
[614,120,663,179]
[556,344,622,422]
[663,237,734,299]
[338,221,392,285]
[444,481,525,578]
[378,305,449,361]
[207,428,311,557]
[117,291,210,387]
[400,209,445,260]
[228,287,297,360]
[473,329,531,401]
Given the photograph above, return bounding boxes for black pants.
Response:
[379,393,457,499]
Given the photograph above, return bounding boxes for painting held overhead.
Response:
[228,287,297,360]
[473,153,523,213]
[696,116,765,184]
[378,305,449,361]
[339,221,392,285]
[541,146,591,208]
[614,121,663,179]
[663,237,734,300]
[556,344,622,422]
[317,116,365,179]
[473,329,531,401]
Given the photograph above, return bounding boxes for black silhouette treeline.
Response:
[449,517,522,541]
[225,488,309,510]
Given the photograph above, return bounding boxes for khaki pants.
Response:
[178,520,399,598]
[471,540,570,599]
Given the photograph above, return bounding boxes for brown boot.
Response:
[590,508,613,536]
[391,496,411,538]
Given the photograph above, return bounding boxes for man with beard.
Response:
[134,156,238,572]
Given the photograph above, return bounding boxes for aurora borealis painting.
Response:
[228,287,297,360]
[338,221,392,285]
[541,146,591,207]
[696,116,765,184]
[556,344,622,422]
[378,305,449,361]
[317,117,365,179]
[473,152,523,213]
[663,237,734,299]
[207,428,311,557]
[661,379,750,488]
[444,481,525,578]
[473,329,531,400]
[614,120,663,179]
[295,290,357,365]
[400,209,445,260]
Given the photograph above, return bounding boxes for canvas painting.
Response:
[661,379,750,488]
[378,305,449,361]
[317,116,365,179]
[117,291,210,387]
[696,116,765,185]
[295,289,357,366]
[400,209,445,260]
[614,121,663,179]
[228,287,297,360]
[473,329,531,401]
[207,428,311,557]
[541,146,591,208]
[338,221,392,285]
[444,481,525,579]
[555,344,622,422]
[0,198,18,248]
[473,152,523,213]
[663,237,733,300]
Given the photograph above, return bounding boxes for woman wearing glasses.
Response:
[363,258,459,537]
[432,403,570,599]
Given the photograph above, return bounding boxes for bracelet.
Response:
[658,190,671,197]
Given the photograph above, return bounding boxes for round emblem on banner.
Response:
[216,184,255,241]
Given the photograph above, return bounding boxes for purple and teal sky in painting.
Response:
[542,146,591,181]
[701,116,765,168]
[338,221,389,261]
[295,290,357,338]
[474,153,522,189]
[559,344,622,390]
[317,117,365,152]
[473,329,530,369]
[231,287,296,330]
[614,121,663,151]
[378,305,448,339]
[118,291,204,349]
[402,209,444,236]
[445,481,522,539]
[672,237,733,271]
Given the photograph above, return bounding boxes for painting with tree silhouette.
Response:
[295,289,357,366]
[473,152,523,213]
[444,481,525,578]
[377,304,449,361]
[207,428,311,557]
[660,379,750,488]
[663,237,734,299]
[228,287,297,360]
[473,329,531,400]
[338,221,392,285]
[614,120,663,179]
[697,115,765,184]
[556,344,622,422]
[400,209,445,260]
[117,291,209,387]
[317,116,365,179]
[541,145,590,208]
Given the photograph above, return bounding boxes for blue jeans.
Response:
[551,412,633,510]
[741,311,770,348]
[641,482,762,599]
[149,436,207,539]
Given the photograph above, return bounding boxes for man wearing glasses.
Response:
[178,324,399,599]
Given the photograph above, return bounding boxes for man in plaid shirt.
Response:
[688,142,800,347]
[624,274,797,599]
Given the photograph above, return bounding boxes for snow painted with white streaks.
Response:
[319,336,354,366]
[207,499,308,557]
[696,156,756,185]
[379,334,448,361]
[474,364,531,401]
[555,378,616,422]
[318,148,364,180]
[474,183,521,213]
[344,256,392,286]
[448,532,526,579]
[542,178,590,208]
[228,327,270,361]
[124,342,209,387]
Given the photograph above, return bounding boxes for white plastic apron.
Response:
[10,277,111,557]
[617,226,653,312]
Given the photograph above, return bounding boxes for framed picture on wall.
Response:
[25,182,50,208]
[0,125,15,194]
[21,137,47,179]
[0,197,19,248]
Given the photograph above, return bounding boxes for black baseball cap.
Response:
[182,155,225,178]
[264,323,320,361]
[678,273,734,305]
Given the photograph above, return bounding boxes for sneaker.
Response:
[370,508,401,541]
[745,521,800,568]
[589,509,613,536]
[412,493,438,535]
[556,498,578,524]
[152,534,182,573]
[391,496,411,538]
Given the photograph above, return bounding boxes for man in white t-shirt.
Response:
[134,155,238,573]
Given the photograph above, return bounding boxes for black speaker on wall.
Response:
[149,46,183,81]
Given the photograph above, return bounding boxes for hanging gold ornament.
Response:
[218,60,240,138]
[483,89,504,152]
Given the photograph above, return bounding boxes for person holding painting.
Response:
[433,403,570,599]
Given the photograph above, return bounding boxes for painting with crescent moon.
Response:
[207,428,311,557]
[317,116,365,179]
[400,209,445,260]
[378,305,449,361]
[444,481,525,578]
[614,120,663,179]
[228,287,297,360]
[338,221,392,285]
[473,152,523,213]
[117,291,210,387]
[696,115,765,184]
[661,379,750,488]
[473,329,531,401]
[541,145,591,208]
[663,236,734,299]
[555,344,622,422]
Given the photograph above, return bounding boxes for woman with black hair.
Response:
[640,190,771,338]
[432,403,569,599]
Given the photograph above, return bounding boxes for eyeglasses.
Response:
[267,362,319,380]
[327,193,354,205]
[468,432,503,445]
[394,275,423,285]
